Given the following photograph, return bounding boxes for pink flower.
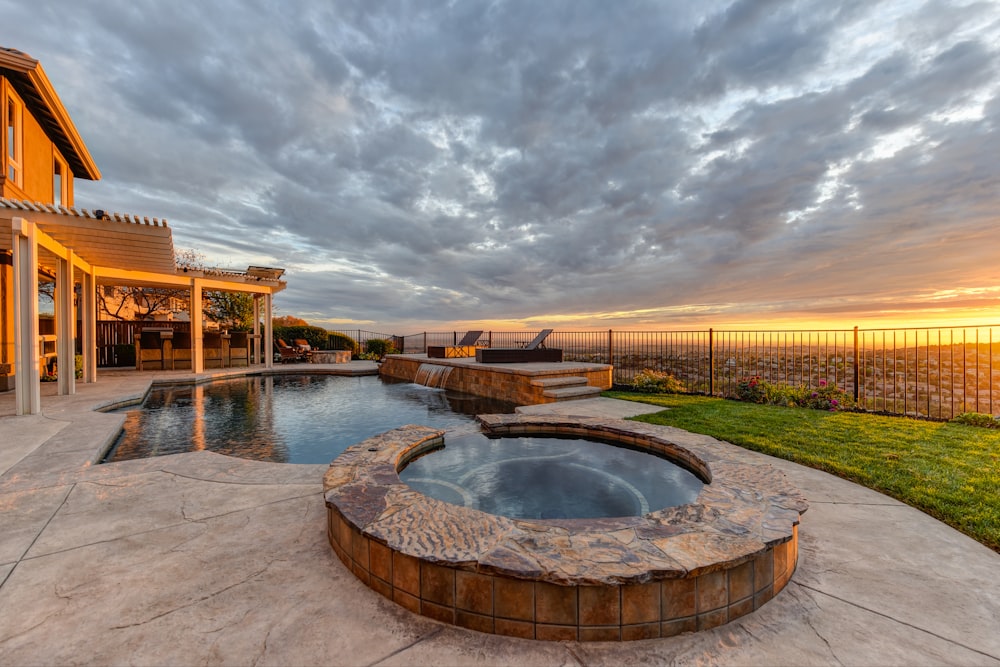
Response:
[831,399,839,406]
[819,379,827,387]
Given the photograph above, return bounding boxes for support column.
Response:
[12,218,41,415]
[81,268,97,383]
[191,279,204,374]
[252,294,261,365]
[1,250,13,385]
[56,248,75,396]
[263,292,273,369]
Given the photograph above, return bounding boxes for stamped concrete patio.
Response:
[1,370,998,666]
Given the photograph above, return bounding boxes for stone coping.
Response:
[323,415,807,639]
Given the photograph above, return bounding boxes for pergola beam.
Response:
[4,209,285,415]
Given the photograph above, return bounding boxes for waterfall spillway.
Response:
[413,363,454,389]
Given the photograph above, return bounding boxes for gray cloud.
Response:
[5,0,1000,331]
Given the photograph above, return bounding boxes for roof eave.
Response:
[0,48,101,181]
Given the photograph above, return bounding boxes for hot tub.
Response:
[324,414,807,641]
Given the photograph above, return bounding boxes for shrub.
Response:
[736,376,853,411]
[951,412,999,428]
[327,331,358,353]
[632,369,685,393]
[273,325,329,351]
[364,338,397,360]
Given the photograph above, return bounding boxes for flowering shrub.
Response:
[632,369,685,393]
[736,376,767,403]
[736,376,853,411]
[797,379,854,411]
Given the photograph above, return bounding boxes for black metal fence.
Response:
[333,326,1000,419]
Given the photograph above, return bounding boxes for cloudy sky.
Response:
[6,0,1000,332]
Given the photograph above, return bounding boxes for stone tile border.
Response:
[324,415,807,641]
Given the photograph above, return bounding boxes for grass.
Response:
[604,391,1000,553]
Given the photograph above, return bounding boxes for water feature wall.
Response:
[380,355,612,405]
[413,363,454,389]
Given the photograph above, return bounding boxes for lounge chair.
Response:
[275,339,306,363]
[293,339,313,359]
[475,329,563,363]
[427,330,484,358]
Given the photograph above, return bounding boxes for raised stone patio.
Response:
[323,414,808,641]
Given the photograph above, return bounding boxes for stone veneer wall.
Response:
[327,503,798,641]
[378,355,612,405]
[324,417,807,641]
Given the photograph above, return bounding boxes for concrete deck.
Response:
[1,371,998,666]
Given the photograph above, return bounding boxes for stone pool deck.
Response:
[1,371,999,665]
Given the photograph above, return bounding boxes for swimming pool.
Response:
[103,374,516,464]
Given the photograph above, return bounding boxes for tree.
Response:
[273,315,309,327]
[205,291,255,330]
[97,284,188,321]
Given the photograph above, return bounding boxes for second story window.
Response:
[6,96,23,187]
[54,154,68,205]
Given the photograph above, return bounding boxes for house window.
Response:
[54,154,68,206]
[6,96,23,187]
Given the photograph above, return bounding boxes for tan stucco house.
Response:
[1,46,285,415]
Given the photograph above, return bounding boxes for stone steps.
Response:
[531,376,603,401]
[541,385,604,401]
[530,376,589,388]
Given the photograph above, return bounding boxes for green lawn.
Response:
[604,391,1000,553]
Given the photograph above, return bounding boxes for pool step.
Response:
[531,376,603,401]
[530,376,589,389]
[541,385,604,401]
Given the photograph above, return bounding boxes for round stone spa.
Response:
[324,414,808,642]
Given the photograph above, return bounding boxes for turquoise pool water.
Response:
[103,374,515,464]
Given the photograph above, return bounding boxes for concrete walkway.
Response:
[0,373,998,666]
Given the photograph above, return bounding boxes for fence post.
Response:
[423,332,427,353]
[453,331,457,345]
[853,326,860,403]
[608,329,613,367]
[709,328,715,396]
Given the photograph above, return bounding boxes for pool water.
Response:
[400,434,705,519]
[103,374,516,464]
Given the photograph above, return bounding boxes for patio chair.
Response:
[203,332,225,368]
[135,329,170,371]
[169,331,192,370]
[475,329,562,363]
[227,331,251,366]
[427,330,484,358]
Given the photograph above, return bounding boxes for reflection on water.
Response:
[400,434,706,519]
[104,375,516,464]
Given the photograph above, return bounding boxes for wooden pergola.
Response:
[0,198,285,415]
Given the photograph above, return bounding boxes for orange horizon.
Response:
[315,307,1000,335]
